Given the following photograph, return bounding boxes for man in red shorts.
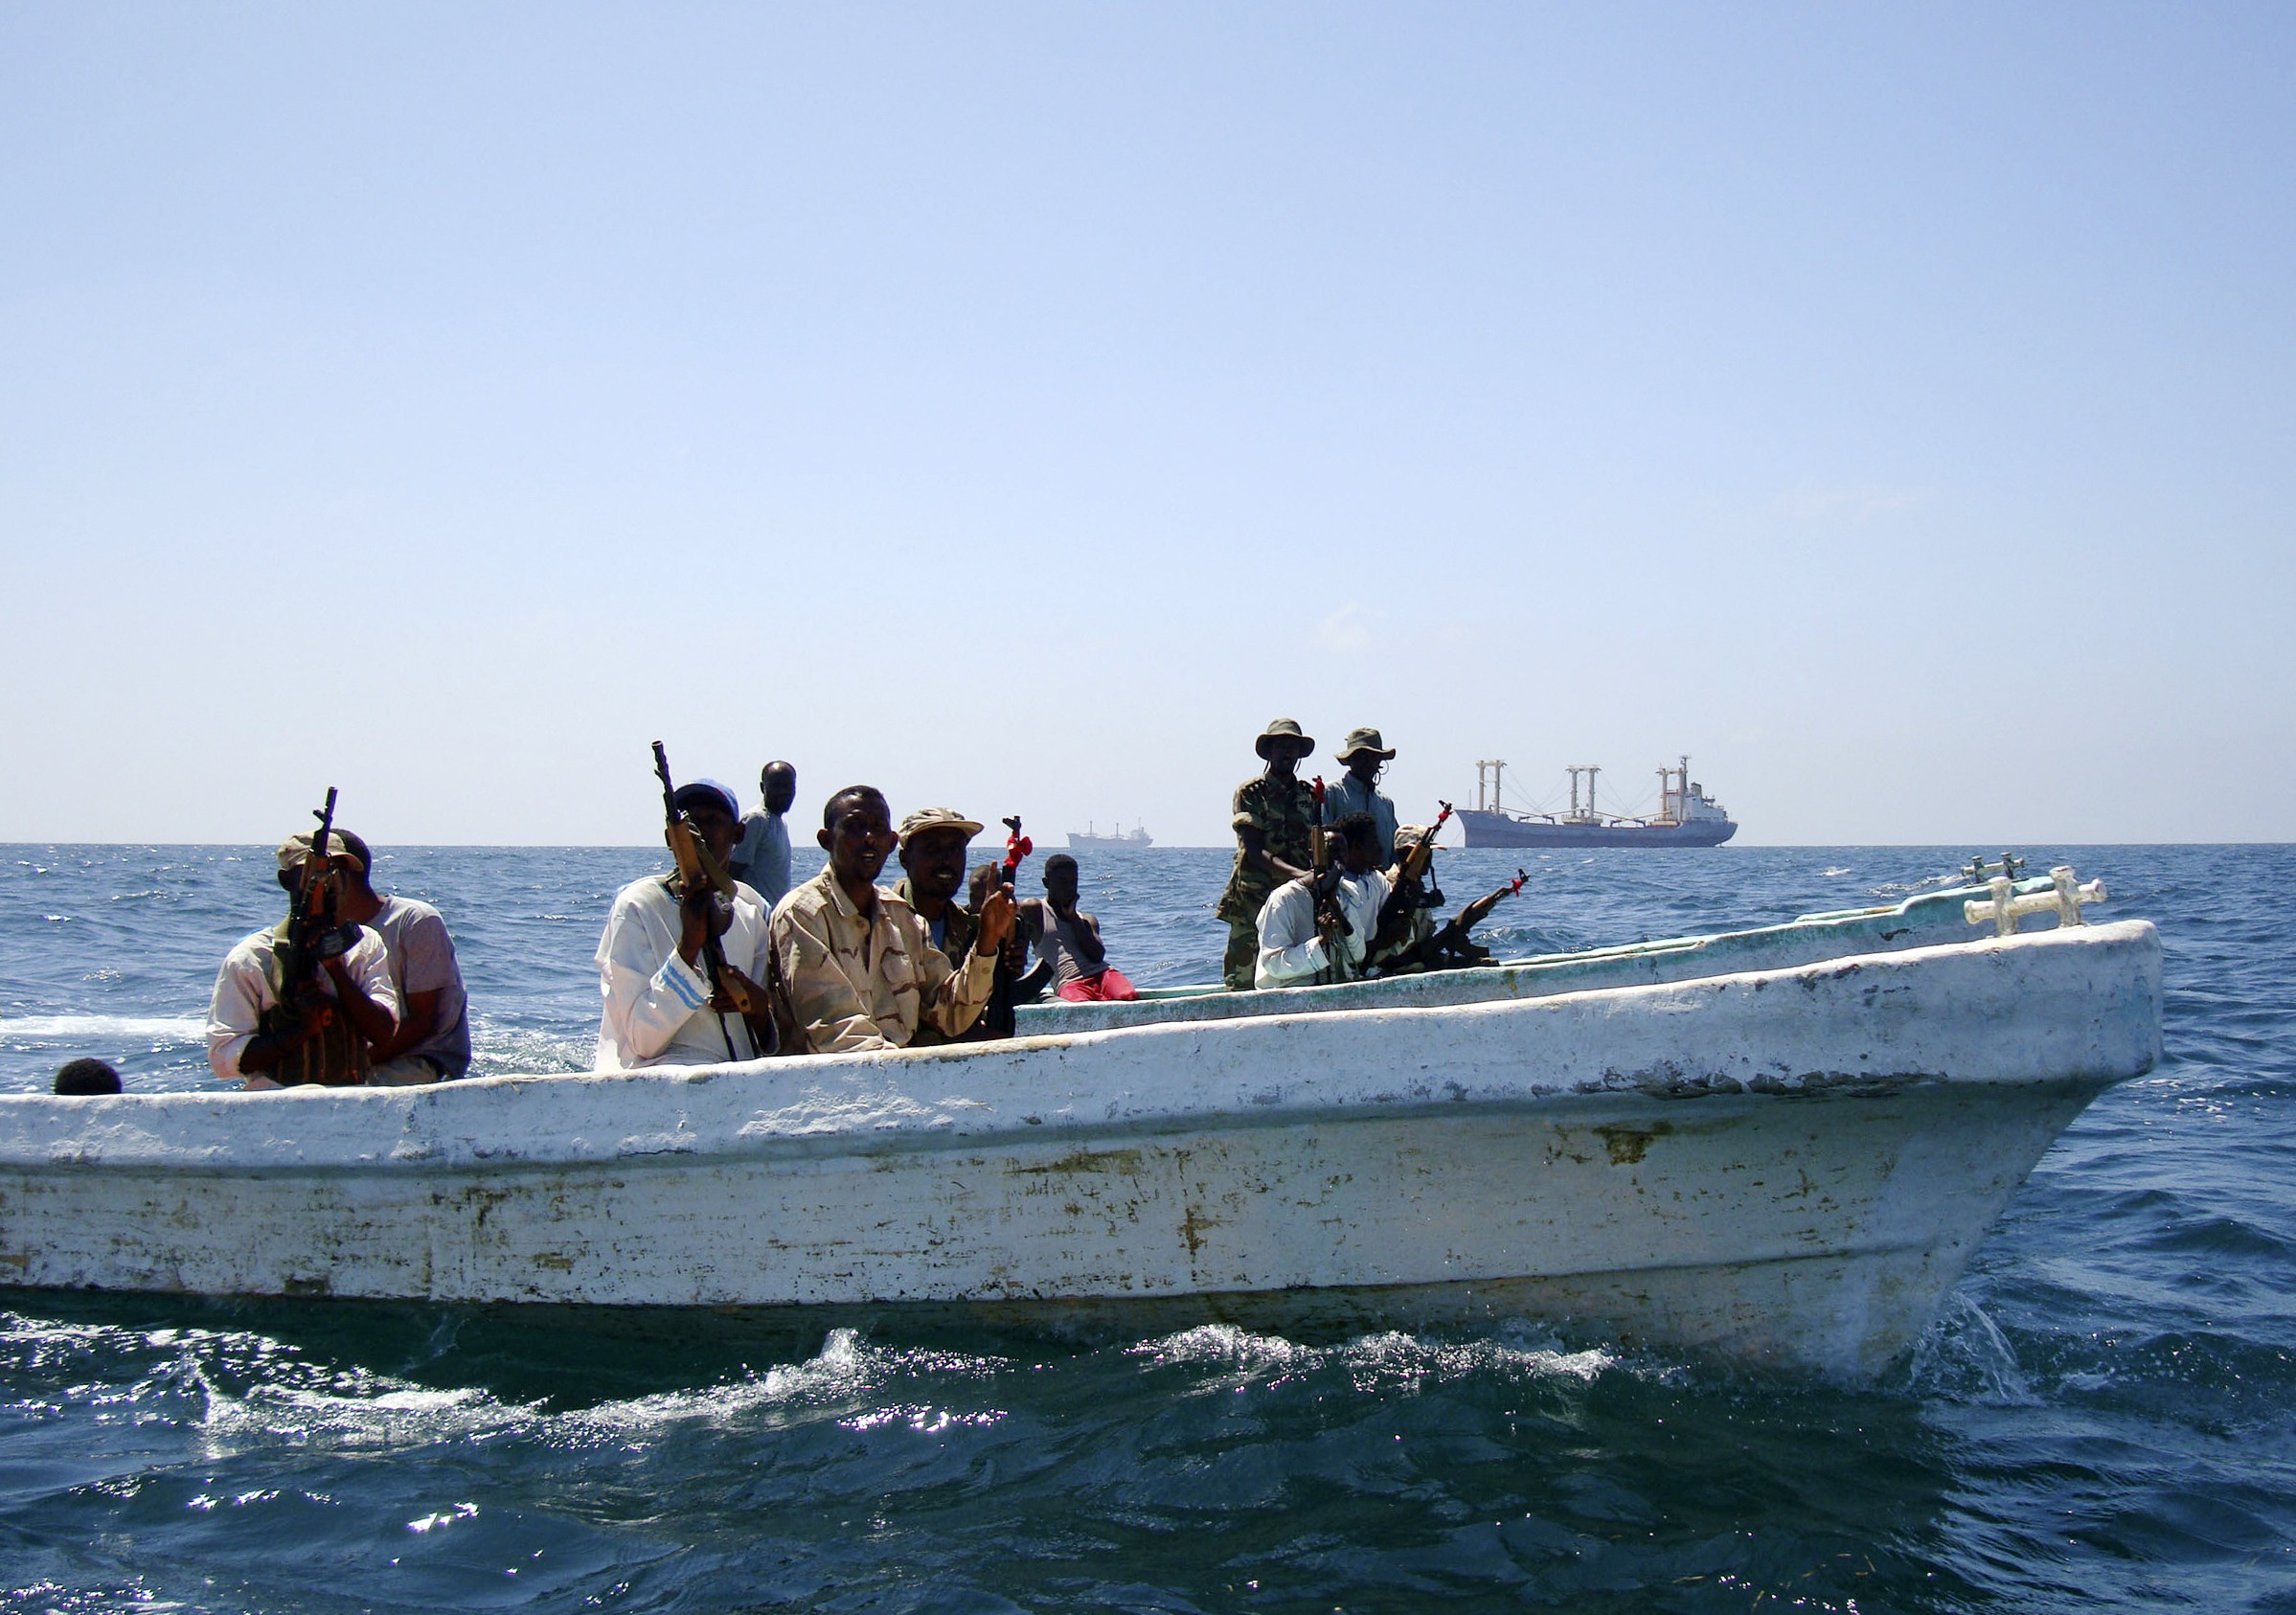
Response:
[1029,853,1138,1003]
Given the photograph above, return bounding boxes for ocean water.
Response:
[0,842,2290,1611]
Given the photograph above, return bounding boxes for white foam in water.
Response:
[1130,1321,1638,1393]
[192,1325,1012,1463]
[0,1013,206,1044]
[1904,1291,2037,1406]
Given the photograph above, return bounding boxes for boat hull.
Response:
[1457,808,1737,848]
[0,923,2160,1377]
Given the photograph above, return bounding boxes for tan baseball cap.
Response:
[1394,824,1429,856]
[274,830,362,873]
[897,807,984,849]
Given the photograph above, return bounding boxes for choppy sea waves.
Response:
[2,842,2292,1611]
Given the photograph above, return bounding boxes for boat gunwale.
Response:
[1012,876,2077,1030]
[0,922,2163,1177]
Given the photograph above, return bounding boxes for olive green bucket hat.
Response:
[1254,717,1315,760]
[1335,726,1397,763]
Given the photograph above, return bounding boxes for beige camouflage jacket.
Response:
[768,869,996,1054]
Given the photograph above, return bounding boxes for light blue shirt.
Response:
[730,809,792,911]
[1319,773,1399,870]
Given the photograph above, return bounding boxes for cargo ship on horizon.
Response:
[1456,757,1738,849]
[1069,821,1154,851]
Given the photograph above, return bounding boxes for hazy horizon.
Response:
[5,4,2290,849]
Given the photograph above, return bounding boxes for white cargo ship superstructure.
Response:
[1456,757,1738,848]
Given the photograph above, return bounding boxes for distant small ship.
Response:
[1068,821,1154,851]
[1456,758,1738,849]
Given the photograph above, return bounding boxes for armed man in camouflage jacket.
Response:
[1213,717,1319,989]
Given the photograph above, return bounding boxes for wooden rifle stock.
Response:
[1394,800,1455,888]
[1370,799,1454,957]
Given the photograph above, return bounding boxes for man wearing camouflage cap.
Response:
[206,829,401,1088]
[891,807,990,1045]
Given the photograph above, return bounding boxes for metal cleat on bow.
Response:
[1965,866,2107,937]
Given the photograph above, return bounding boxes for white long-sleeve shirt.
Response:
[207,925,401,1082]
[594,875,775,1070]
[1254,868,1392,989]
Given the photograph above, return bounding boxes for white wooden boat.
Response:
[0,877,2160,1378]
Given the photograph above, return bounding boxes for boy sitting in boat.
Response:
[770,786,1017,1054]
[1254,813,1391,989]
[1024,853,1139,1003]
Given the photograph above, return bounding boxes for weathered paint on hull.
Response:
[1456,808,1738,848]
[0,923,2161,1377]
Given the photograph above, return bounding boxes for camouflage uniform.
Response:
[894,876,981,1047]
[1215,774,1316,989]
[768,869,995,1054]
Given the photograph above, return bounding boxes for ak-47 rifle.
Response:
[278,785,343,989]
[1370,800,1454,959]
[999,816,1034,888]
[260,786,367,1084]
[651,741,774,1059]
[979,816,1034,1038]
[1307,777,1352,938]
[1418,866,1530,971]
[1392,800,1454,891]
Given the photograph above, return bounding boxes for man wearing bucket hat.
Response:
[1323,727,1400,872]
[206,829,402,1089]
[595,777,779,1070]
[1214,717,1320,989]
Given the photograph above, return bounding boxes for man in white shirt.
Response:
[207,832,402,1089]
[1254,813,1392,989]
[595,778,778,1070]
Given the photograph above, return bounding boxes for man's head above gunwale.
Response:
[1255,717,1314,777]
[897,808,982,918]
[1333,810,1379,875]
[273,828,363,897]
[761,760,798,816]
[819,785,896,901]
[671,782,741,863]
[1336,726,1395,785]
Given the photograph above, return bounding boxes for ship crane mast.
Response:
[1566,764,1602,824]
[1475,760,1508,815]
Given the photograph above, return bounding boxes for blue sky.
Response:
[3,3,2289,845]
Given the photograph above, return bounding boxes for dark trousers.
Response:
[1222,918,1260,990]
